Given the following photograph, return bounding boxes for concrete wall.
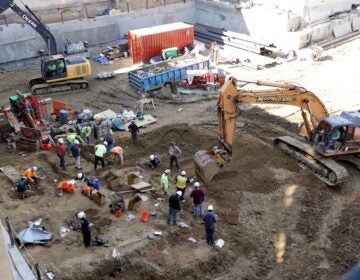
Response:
[254,0,356,24]
[0,1,194,69]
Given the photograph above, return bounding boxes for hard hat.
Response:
[181,170,186,176]
[176,191,182,196]
[103,141,108,146]
[164,169,171,174]
[194,182,200,188]
[131,120,135,123]
[208,205,214,211]
[32,166,37,171]
[149,154,155,160]
[77,173,83,179]
[99,137,104,142]
[109,129,113,135]
[77,211,85,219]
[74,140,80,145]
[58,138,64,144]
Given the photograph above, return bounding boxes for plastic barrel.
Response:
[93,179,100,190]
[60,109,68,124]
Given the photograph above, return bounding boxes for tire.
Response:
[206,84,215,92]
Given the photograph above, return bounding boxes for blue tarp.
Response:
[91,55,110,65]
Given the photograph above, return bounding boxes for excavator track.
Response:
[274,136,348,186]
[31,79,89,96]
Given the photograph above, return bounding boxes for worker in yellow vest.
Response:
[175,170,190,202]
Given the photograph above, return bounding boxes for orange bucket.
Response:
[141,211,149,222]
[115,209,123,217]
[83,186,91,196]
[61,181,69,192]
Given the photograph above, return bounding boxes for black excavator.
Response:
[0,0,91,95]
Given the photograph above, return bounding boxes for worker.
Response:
[5,132,16,150]
[57,59,65,74]
[77,211,92,247]
[167,191,182,225]
[22,166,39,185]
[148,154,161,169]
[128,120,139,145]
[190,182,205,217]
[55,138,66,171]
[76,172,90,185]
[202,205,217,245]
[94,141,107,169]
[105,131,115,152]
[70,139,81,170]
[111,146,124,165]
[81,126,92,144]
[175,170,190,202]
[47,62,57,77]
[169,142,181,171]
[161,169,171,196]
[16,177,34,197]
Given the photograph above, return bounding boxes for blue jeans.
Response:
[59,155,65,170]
[206,228,215,245]
[167,208,178,225]
[193,204,203,217]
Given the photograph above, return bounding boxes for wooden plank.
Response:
[0,223,14,280]
[130,181,152,190]
[0,166,21,184]
[125,114,157,131]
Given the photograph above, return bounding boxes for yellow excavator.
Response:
[0,0,91,95]
[194,77,360,186]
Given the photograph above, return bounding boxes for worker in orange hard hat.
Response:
[22,166,39,185]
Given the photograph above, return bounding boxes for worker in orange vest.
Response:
[111,146,124,165]
[22,166,39,185]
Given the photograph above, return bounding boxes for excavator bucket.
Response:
[0,0,13,12]
[194,150,223,184]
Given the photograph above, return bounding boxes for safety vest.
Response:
[67,134,77,143]
[176,175,186,189]
[112,146,122,155]
[82,127,91,137]
[23,168,36,178]
[95,144,107,157]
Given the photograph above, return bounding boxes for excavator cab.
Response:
[41,55,67,81]
[313,113,360,155]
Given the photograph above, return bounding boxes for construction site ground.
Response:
[0,39,360,280]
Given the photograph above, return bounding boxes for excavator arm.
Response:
[0,0,57,55]
[194,77,330,184]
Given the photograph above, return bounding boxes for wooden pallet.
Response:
[0,165,21,184]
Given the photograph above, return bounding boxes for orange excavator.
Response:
[194,77,360,186]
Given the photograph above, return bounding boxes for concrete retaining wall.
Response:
[0,1,194,70]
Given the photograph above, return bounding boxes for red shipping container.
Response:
[128,22,194,64]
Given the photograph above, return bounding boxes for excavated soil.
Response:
[0,40,360,279]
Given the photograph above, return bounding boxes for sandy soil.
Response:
[0,39,360,280]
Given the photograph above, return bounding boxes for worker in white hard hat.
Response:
[94,141,107,169]
[22,166,39,185]
[175,170,190,202]
[202,205,218,245]
[148,154,161,169]
[190,182,205,217]
[70,139,81,170]
[167,191,182,225]
[161,169,171,196]
[56,138,67,171]
[77,211,93,247]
